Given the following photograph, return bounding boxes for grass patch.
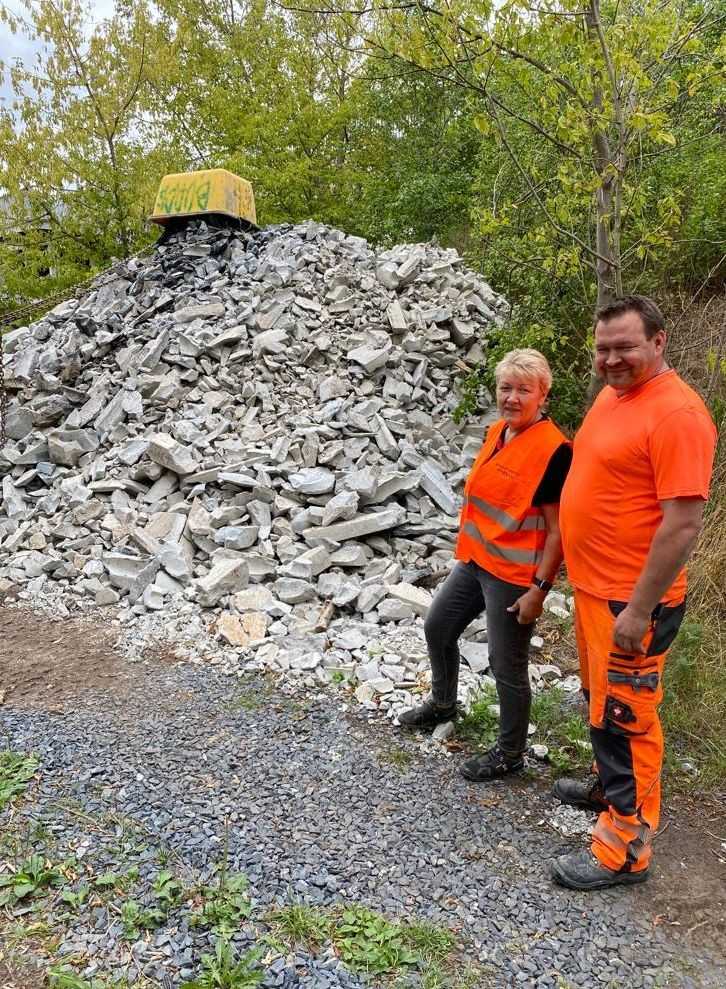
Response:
[456,685,500,749]
[0,750,39,809]
[191,871,253,935]
[180,937,264,988]
[267,902,458,978]
[663,615,726,788]
[379,745,415,771]
[529,688,592,776]
[0,854,65,908]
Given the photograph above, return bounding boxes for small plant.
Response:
[457,685,500,748]
[120,898,165,940]
[0,750,39,810]
[192,873,253,935]
[0,854,64,907]
[181,937,264,988]
[403,920,456,965]
[529,687,591,775]
[334,905,417,974]
[379,746,414,771]
[60,882,91,910]
[153,869,184,910]
[268,902,332,951]
[93,865,139,892]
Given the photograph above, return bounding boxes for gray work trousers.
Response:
[425,560,535,757]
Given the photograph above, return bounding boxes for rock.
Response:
[174,302,225,323]
[218,611,268,647]
[432,721,455,742]
[419,460,458,516]
[214,526,259,550]
[273,577,316,605]
[459,641,490,674]
[289,468,336,496]
[386,582,432,617]
[303,506,406,545]
[347,343,391,373]
[195,559,249,607]
[377,598,415,622]
[147,434,197,476]
[232,586,276,612]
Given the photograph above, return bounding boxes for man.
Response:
[552,295,717,891]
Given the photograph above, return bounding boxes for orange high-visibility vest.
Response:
[455,417,569,586]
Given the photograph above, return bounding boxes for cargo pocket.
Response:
[647,600,686,657]
[605,669,660,735]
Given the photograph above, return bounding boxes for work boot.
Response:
[552,775,608,813]
[398,699,459,729]
[551,848,649,891]
[460,743,524,782]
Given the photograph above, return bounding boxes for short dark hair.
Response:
[594,294,665,339]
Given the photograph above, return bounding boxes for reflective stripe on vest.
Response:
[455,416,569,585]
[462,521,544,565]
[466,495,546,533]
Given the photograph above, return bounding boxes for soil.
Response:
[0,606,180,712]
[1,604,725,973]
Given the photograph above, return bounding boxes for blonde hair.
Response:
[494,348,552,396]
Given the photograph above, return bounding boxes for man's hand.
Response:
[508,588,545,625]
[613,604,650,654]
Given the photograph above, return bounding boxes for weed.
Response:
[119,898,165,940]
[181,937,264,988]
[153,869,184,910]
[402,920,456,965]
[0,854,64,907]
[334,905,417,974]
[48,969,155,989]
[379,746,414,771]
[268,902,332,951]
[60,882,90,910]
[0,750,39,810]
[457,684,500,748]
[228,689,263,712]
[93,865,139,893]
[529,688,592,776]
[191,873,253,935]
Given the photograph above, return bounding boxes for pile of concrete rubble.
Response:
[1,219,578,716]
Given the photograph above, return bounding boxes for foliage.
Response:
[268,902,333,952]
[529,688,592,776]
[180,937,264,989]
[119,897,165,939]
[0,750,39,810]
[191,872,253,935]
[0,854,64,907]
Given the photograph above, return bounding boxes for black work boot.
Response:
[460,743,524,782]
[551,849,649,891]
[552,775,608,813]
[398,699,459,730]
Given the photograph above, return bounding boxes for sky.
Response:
[0,0,117,108]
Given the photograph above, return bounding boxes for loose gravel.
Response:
[1,653,724,988]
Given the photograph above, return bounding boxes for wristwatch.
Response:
[531,576,552,593]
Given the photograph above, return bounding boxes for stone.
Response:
[321,490,358,526]
[302,506,406,546]
[217,611,267,647]
[459,641,490,674]
[147,434,197,476]
[432,721,455,742]
[47,429,100,467]
[347,343,391,373]
[174,302,225,323]
[3,406,33,441]
[386,582,432,617]
[289,467,336,496]
[377,598,415,622]
[214,526,259,550]
[419,459,458,516]
[273,577,316,605]
[195,559,249,607]
[232,586,275,612]
[281,546,331,580]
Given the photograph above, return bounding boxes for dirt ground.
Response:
[1,604,725,973]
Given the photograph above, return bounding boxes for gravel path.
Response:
[2,636,725,988]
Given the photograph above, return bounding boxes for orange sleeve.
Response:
[649,407,717,501]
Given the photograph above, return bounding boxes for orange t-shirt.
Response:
[560,370,717,602]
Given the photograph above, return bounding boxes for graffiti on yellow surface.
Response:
[151,169,256,225]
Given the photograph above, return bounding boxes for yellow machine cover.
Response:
[151,169,257,226]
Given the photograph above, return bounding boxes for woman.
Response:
[400,349,572,782]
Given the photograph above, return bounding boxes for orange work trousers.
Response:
[573,589,685,873]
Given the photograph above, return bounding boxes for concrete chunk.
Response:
[148,433,197,476]
[302,506,406,545]
[195,558,249,607]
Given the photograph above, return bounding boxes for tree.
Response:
[0,0,171,304]
[349,0,725,307]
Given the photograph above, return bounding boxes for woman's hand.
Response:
[507,588,545,625]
